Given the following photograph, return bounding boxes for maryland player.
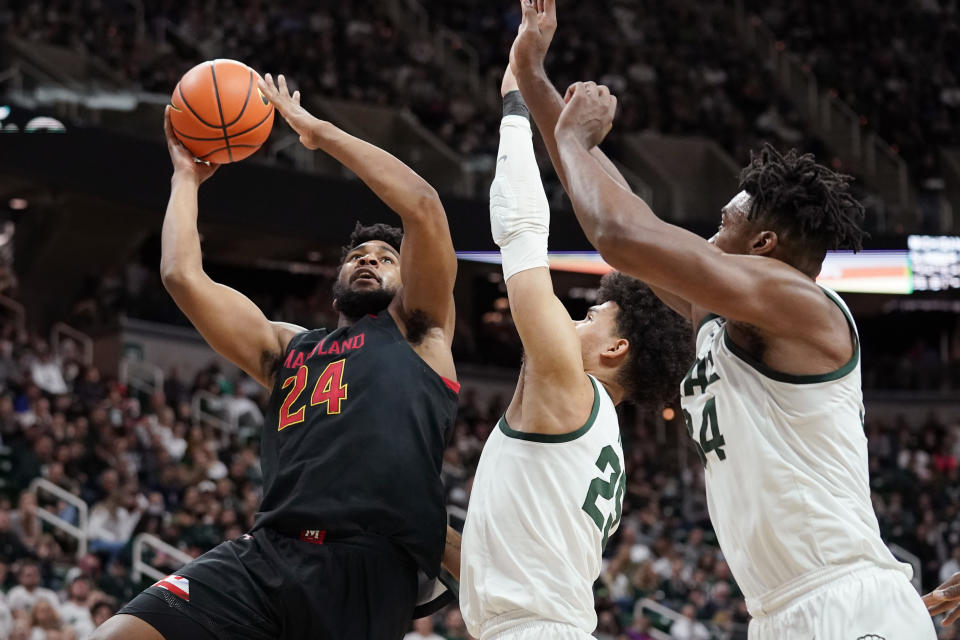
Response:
[93,74,459,640]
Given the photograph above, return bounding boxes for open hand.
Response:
[257,73,325,150]
[509,0,557,73]
[164,106,219,184]
[555,81,617,149]
[924,572,960,626]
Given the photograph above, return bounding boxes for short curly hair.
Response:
[597,272,694,408]
[339,221,403,264]
[739,143,866,261]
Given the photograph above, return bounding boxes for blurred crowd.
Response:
[0,295,958,639]
[747,0,960,175]
[3,0,938,231]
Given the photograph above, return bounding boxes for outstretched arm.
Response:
[259,75,456,336]
[492,73,593,434]
[552,84,837,337]
[160,108,301,388]
[509,0,692,320]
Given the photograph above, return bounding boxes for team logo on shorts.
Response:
[153,574,190,601]
[855,635,885,640]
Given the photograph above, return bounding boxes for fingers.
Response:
[293,90,301,105]
[163,105,174,140]
[278,74,289,97]
[543,0,556,19]
[928,599,955,617]
[940,580,960,600]
[563,82,578,104]
[945,602,960,626]
[519,0,537,28]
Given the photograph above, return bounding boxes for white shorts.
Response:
[482,620,593,640]
[748,565,936,640]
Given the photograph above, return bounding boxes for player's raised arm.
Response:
[259,74,456,341]
[491,71,594,433]
[552,83,857,344]
[159,107,302,388]
[509,0,691,320]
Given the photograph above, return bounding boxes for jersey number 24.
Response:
[278,360,349,430]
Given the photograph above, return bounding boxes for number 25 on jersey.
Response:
[278,360,349,430]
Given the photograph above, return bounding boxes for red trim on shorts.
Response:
[441,377,461,394]
[155,579,189,601]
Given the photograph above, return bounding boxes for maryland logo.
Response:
[153,574,190,601]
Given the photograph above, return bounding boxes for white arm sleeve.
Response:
[489,115,550,281]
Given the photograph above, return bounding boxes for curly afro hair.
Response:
[597,272,694,408]
[339,221,403,265]
[739,144,866,262]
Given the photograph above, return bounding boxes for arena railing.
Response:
[889,543,923,592]
[28,477,88,558]
[119,358,165,400]
[132,533,194,583]
[191,389,239,445]
[634,599,697,640]
[731,0,914,222]
[51,322,93,366]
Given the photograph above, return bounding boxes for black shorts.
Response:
[119,528,419,640]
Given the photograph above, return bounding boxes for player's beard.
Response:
[332,280,396,320]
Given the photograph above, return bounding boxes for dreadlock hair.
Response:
[738,143,866,274]
[597,272,694,408]
[339,222,403,265]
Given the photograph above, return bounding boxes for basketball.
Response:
[169,59,274,164]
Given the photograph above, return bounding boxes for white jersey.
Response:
[461,375,623,639]
[680,287,911,617]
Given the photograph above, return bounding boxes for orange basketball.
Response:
[169,59,274,164]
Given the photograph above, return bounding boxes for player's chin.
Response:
[350,278,382,290]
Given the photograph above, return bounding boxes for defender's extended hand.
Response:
[924,573,960,626]
[164,106,219,184]
[555,81,617,150]
[509,0,557,73]
[258,73,324,150]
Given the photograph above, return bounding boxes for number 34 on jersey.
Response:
[682,350,726,466]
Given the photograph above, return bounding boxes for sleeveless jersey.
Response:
[252,311,459,576]
[680,288,910,616]
[460,375,624,637]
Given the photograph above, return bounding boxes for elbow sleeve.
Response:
[489,115,550,281]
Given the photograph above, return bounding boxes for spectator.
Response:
[404,617,445,640]
[670,603,711,640]
[57,576,95,639]
[28,598,75,640]
[86,488,143,564]
[7,560,60,613]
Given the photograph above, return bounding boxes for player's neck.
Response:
[591,374,624,406]
[337,314,358,328]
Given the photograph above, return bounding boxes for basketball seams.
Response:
[208,62,234,162]
[176,83,220,129]
[171,108,274,142]
[197,144,262,160]
[171,59,273,163]
[221,70,255,128]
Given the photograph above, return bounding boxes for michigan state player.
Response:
[94,74,460,640]
[510,1,936,637]
[458,65,691,640]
